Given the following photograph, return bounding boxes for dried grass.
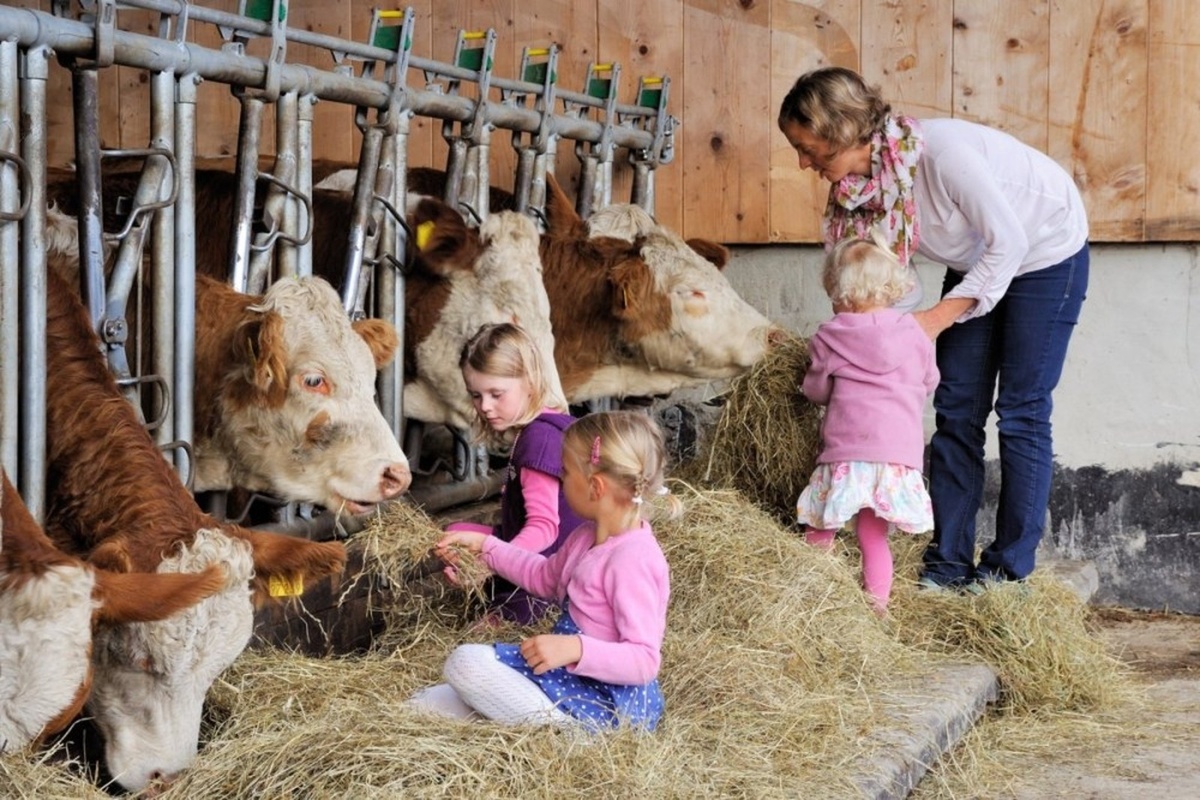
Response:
[2,475,1142,798]
[688,332,823,524]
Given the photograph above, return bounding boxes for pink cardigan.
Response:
[802,309,939,470]
[481,520,669,685]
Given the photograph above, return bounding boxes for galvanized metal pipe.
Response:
[295,93,315,278]
[0,7,664,155]
[150,69,177,444]
[227,93,265,293]
[0,39,20,484]
[173,73,199,481]
[18,45,50,522]
[71,64,107,330]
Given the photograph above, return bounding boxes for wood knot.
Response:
[953,17,967,30]
[738,0,756,9]
[710,135,724,152]
[639,44,649,56]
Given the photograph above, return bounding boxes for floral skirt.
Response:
[494,601,664,730]
[796,461,932,534]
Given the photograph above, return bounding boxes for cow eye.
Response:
[301,373,329,394]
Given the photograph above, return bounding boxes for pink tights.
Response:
[805,508,893,614]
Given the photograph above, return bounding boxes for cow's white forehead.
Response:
[258,277,377,394]
[586,203,659,241]
[0,564,95,753]
[92,528,254,679]
[89,528,255,790]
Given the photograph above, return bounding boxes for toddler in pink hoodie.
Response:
[797,235,940,614]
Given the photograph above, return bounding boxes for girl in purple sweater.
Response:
[443,323,584,625]
[413,410,678,730]
[797,235,939,614]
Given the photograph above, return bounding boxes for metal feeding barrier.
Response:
[0,0,676,530]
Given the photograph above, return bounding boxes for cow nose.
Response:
[143,771,178,798]
[766,326,791,348]
[380,462,412,498]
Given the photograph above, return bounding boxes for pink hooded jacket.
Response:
[801,309,939,470]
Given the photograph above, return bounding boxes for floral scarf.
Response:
[822,115,923,265]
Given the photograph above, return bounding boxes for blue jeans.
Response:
[921,245,1089,585]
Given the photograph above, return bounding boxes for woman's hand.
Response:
[519,634,582,675]
[912,297,977,340]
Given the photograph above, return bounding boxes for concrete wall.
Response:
[714,243,1200,612]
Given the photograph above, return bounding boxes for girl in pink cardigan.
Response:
[797,235,940,614]
[412,410,679,730]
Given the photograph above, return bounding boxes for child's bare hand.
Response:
[434,531,488,564]
[519,634,582,675]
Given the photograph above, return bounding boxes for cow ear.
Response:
[229,528,346,603]
[351,318,399,368]
[239,310,289,407]
[687,238,730,270]
[609,257,671,336]
[543,173,585,238]
[409,199,480,277]
[92,565,227,626]
[89,538,135,573]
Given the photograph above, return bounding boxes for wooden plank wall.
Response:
[13,0,1200,242]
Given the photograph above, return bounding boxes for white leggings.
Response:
[409,643,572,726]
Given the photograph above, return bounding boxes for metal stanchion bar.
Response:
[106,0,659,121]
[0,39,21,484]
[0,7,666,156]
[18,45,51,522]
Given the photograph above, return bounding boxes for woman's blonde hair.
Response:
[777,66,890,151]
[563,410,682,522]
[822,233,914,309]
[460,322,565,445]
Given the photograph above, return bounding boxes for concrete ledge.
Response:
[1039,558,1101,605]
[853,663,999,800]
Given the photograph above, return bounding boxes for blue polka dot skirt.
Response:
[494,600,664,731]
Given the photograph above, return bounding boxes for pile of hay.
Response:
[692,332,823,523]
[91,486,945,798]
[2,493,1141,798]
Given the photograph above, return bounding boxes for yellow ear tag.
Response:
[416,220,436,251]
[268,573,304,598]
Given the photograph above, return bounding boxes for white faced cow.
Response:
[40,268,347,792]
[193,274,411,511]
[1,470,225,756]
[399,195,564,429]
[42,178,412,513]
[538,174,776,402]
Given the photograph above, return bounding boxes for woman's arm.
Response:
[912,297,977,340]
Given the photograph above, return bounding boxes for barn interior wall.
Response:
[23,0,1200,245]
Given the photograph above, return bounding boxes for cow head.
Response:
[0,473,225,756]
[199,276,411,513]
[402,199,563,428]
[542,175,774,400]
[605,222,772,379]
[84,526,344,792]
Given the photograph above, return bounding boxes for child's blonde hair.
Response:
[823,232,914,309]
[460,322,566,446]
[563,410,683,522]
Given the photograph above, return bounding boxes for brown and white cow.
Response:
[193,274,411,510]
[536,174,775,402]
[318,168,776,403]
[42,174,412,511]
[0,470,225,756]
[43,168,559,435]
[39,267,347,792]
